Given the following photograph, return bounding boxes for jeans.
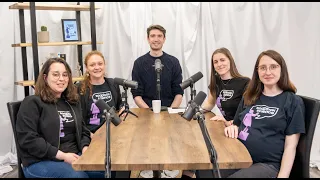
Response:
[23,160,105,178]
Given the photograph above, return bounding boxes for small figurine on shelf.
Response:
[58,53,66,61]
[40,62,44,70]
[74,62,83,77]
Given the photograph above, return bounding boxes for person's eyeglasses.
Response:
[50,72,69,81]
[257,64,280,73]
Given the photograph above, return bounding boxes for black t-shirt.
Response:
[86,80,116,133]
[213,76,250,120]
[56,98,79,154]
[233,91,305,170]
[131,52,184,107]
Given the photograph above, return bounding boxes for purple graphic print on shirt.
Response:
[238,109,257,141]
[90,103,100,125]
[216,95,226,116]
[59,115,65,137]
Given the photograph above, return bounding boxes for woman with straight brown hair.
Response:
[183,47,250,178]
[224,50,305,178]
[202,47,250,126]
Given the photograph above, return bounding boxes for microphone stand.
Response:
[103,110,113,178]
[154,70,162,178]
[119,86,138,121]
[156,70,161,100]
[189,83,197,101]
[194,106,221,178]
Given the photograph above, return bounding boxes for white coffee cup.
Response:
[152,100,161,113]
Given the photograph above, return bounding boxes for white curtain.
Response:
[0,2,319,165]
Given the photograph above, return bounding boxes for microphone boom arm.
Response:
[194,107,221,178]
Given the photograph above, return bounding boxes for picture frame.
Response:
[61,19,81,42]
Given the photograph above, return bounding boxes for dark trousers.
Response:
[196,163,278,178]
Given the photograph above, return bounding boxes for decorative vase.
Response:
[37,31,49,43]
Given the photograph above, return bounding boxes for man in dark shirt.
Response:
[131,24,184,108]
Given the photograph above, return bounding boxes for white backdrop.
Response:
[0,2,319,165]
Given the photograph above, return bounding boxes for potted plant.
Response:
[37,26,49,43]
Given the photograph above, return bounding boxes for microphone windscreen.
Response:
[182,91,207,121]
[113,77,123,86]
[180,71,203,90]
[194,91,207,106]
[155,59,162,71]
[190,72,203,84]
[95,99,122,126]
[125,80,138,89]
[95,99,111,112]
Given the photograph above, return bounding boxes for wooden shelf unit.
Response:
[9,3,101,11]
[12,41,103,47]
[10,2,100,96]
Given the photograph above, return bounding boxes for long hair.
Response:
[209,47,245,105]
[79,50,106,97]
[243,50,297,106]
[35,58,78,104]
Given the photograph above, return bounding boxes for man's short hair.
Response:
[147,24,166,38]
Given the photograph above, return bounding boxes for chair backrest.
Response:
[6,101,25,178]
[290,95,320,178]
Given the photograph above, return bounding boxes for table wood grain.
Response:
[72,108,252,171]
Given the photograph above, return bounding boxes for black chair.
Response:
[7,101,25,178]
[290,95,320,178]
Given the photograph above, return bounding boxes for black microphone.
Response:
[114,77,138,89]
[180,71,203,90]
[95,99,122,126]
[154,59,163,72]
[154,59,163,100]
[182,91,207,121]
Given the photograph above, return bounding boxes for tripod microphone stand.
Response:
[119,86,138,121]
[194,106,221,178]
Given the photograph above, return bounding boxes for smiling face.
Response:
[257,55,281,87]
[147,29,166,51]
[45,62,69,98]
[212,53,231,78]
[86,54,105,80]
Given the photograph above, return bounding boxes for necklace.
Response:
[220,78,232,86]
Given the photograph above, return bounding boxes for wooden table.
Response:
[72,108,252,171]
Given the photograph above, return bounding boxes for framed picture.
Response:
[61,19,81,42]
